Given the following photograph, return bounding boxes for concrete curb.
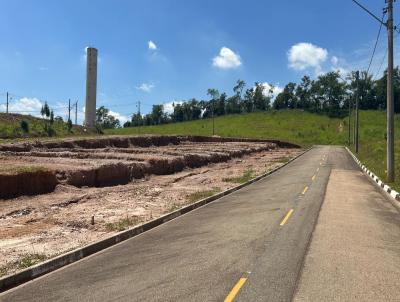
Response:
[0,146,311,293]
[345,147,400,208]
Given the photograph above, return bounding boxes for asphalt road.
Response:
[0,145,386,302]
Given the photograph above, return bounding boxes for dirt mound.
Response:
[0,170,57,199]
[0,136,299,199]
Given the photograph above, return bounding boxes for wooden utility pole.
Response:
[137,101,141,135]
[212,100,215,136]
[351,0,396,180]
[348,98,352,145]
[68,99,71,122]
[75,100,78,125]
[355,71,360,153]
[387,0,395,181]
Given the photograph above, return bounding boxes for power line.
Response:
[373,23,400,80]
[367,12,386,75]
[351,0,386,26]
[374,47,388,80]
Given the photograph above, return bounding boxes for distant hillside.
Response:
[106,110,348,146]
[0,113,95,141]
[107,109,400,189]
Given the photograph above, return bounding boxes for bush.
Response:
[67,119,73,132]
[20,120,29,133]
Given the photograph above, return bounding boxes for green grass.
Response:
[17,253,48,270]
[186,187,222,203]
[348,110,400,191]
[0,253,48,277]
[2,109,400,192]
[107,109,400,190]
[105,110,347,147]
[105,216,142,232]
[223,169,255,184]
[0,113,95,141]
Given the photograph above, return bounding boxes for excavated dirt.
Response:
[0,135,301,277]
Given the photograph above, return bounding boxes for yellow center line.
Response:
[302,186,309,195]
[317,167,320,172]
[312,175,316,181]
[224,278,247,302]
[280,209,294,226]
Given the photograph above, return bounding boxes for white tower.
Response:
[85,47,97,127]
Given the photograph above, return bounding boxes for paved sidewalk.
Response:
[294,168,400,301]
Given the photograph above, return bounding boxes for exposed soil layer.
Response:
[0,170,57,199]
[0,135,302,277]
[0,136,299,198]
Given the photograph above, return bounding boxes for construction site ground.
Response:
[0,136,301,277]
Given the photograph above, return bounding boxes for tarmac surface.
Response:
[1,145,399,302]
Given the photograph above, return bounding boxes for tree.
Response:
[50,110,54,125]
[67,119,73,132]
[131,112,143,126]
[215,93,226,116]
[41,102,50,119]
[374,67,400,112]
[206,88,220,119]
[295,76,313,109]
[233,79,246,99]
[253,83,271,111]
[310,71,347,116]
[20,120,29,133]
[96,106,121,129]
[150,104,166,125]
[242,88,254,113]
[274,82,297,110]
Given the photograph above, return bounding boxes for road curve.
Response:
[1,146,397,302]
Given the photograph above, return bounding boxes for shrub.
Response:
[20,120,29,133]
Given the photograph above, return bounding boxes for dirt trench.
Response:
[0,136,299,199]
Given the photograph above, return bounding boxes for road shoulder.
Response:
[293,168,400,301]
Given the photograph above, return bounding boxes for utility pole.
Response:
[68,99,71,122]
[212,100,215,136]
[387,0,395,182]
[137,101,141,135]
[6,92,8,114]
[352,0,396,180]
[355,71,360,153]
[75,100,78,125]
[348,98,352,145]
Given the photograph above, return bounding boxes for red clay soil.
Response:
[0,146,302,277]
[0,136,299,199]
[0,170,57,199]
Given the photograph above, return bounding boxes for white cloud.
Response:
[212,47,242,70]
[260,83,283,99]
[109,110,129,124]
[0,97,43,116]
[331,56,339,66]
[136,83,155,93]
[148,40,157,50]
[163,101,183,114]
[288,42,328,74]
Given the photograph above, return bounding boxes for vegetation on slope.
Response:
[106,110,347,146]
[0,113,94,142]
[349,110,400,190]
[108,109,400,190]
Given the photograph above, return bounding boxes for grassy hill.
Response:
[106,110,348,146]
[1,110,400,190]
[0,113,94,142]
[106,110,400,190]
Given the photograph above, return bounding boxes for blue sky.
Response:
[0,0,398,123]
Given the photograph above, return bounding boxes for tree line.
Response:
[98,67,400,129]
